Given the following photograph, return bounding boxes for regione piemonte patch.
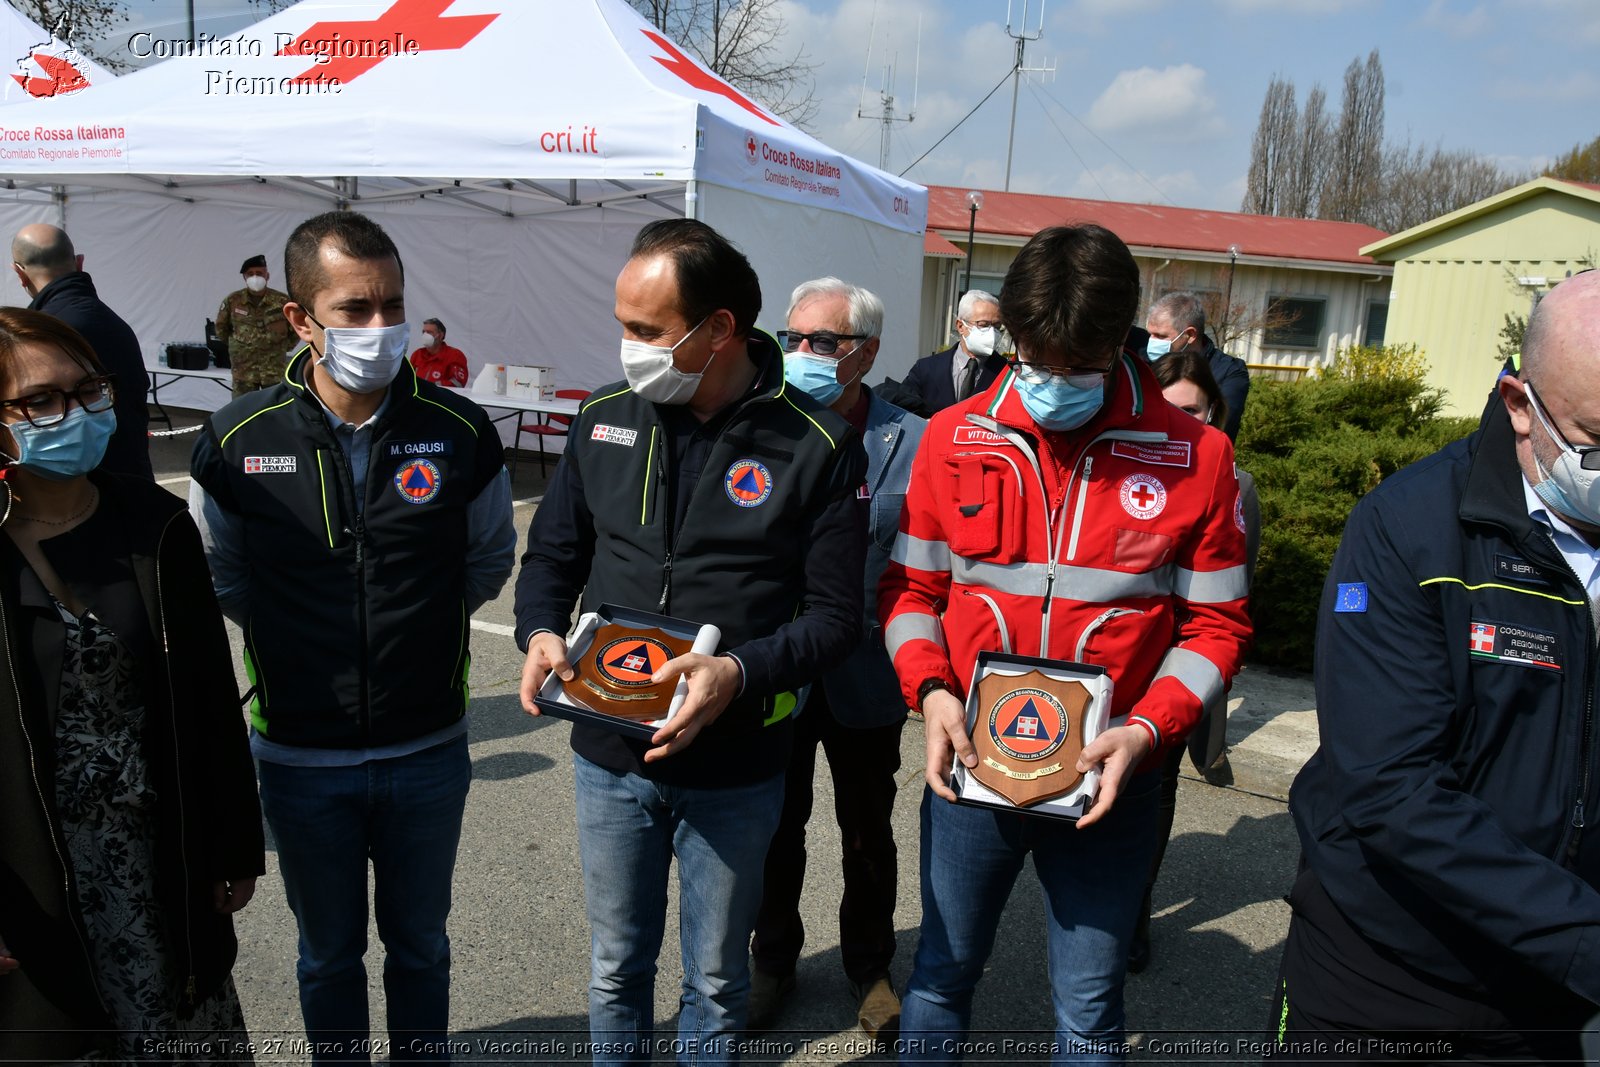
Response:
[591,424,638,447]
[244,456,296,474]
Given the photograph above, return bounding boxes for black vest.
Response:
[191,351,503,747]
[566,345,859,782]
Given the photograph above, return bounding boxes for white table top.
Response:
[446,387,580,417]
[146,363,232,381]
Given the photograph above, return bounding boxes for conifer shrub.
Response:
[1235,344,1478,668]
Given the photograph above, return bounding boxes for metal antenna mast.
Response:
[1003,0,1053,191]
[857,9,919,171]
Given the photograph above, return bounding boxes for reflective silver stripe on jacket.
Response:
[949,556,1173,603]
[1151,646,1225,707]
[885,611,947,660]
[1173,565,1249,604]
[890,532,951,572]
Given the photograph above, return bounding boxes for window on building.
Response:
[1364,301,1388,347]
[1264,296,1327,349]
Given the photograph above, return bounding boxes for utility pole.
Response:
[1003,0,1053,192]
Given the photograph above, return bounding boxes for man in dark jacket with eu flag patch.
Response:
[516,218,868,1065]
[1271,270,1600,1062]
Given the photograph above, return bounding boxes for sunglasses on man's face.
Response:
[780,330,865,357]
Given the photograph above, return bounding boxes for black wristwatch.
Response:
[916,677,955,710]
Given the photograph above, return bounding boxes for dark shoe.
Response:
[851,976,901,1042]
[1127,911,1152,974]
[1203,750,1234,788]
[747,968,795,1032]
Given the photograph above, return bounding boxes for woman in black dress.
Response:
[0,308,264,1062]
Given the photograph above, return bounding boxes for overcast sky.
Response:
[73,0,1600,213]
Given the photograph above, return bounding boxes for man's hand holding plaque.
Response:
[562,624,697,720]
[922,688,977,803]
[520,631,573,715]
[641,652,743,762]
[949,653,1115,821]
[523,607,724,744]
[1073,724,1153,829]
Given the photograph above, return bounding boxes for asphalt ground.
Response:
[146,412,1319,1065]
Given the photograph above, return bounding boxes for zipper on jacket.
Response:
[1567,604,1596,865]
[0,564,110,1016]
[962,589,1012,655]
[349,512,371,733]
[1065,455,1094,562]
[1523,535,1598,867]
[655,434,673,611]
[330,440,370,733]
[1074,607,1145,662]
[154,512,200,1008]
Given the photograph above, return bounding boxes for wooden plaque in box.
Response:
[561,624,695,722]
[971,669,1092,807]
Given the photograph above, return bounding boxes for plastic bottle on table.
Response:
[494,364,507,395]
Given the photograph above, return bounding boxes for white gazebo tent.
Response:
[0,0,927,413]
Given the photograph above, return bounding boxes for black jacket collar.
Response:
[28,270,97,310]
[1459,391,1551,556]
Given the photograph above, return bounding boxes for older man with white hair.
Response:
[747,277,925,1041]
[1272,270,1600,1062]
[898,289,1007,415]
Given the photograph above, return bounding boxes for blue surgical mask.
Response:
[6,404,116,480]
[1145,336,1173,360]
[783,351,862,407]
[1014,374,1104,432]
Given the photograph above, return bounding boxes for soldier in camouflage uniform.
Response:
[216,254,292,396]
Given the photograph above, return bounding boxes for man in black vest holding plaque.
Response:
[515,218,868,1065]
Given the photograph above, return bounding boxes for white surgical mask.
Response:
[314,320,410,394]
[621,317,710,405]
[963,324,998,358]
[245,275,267,293]
[1527,384,1600,527]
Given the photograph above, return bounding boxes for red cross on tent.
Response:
[642,28,777,126]
[278,0,499,85]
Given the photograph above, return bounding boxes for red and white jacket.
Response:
[877,355,1252,764]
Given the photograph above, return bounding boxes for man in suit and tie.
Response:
[896,290,1008,416]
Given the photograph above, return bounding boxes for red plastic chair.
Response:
[513,388,590,477]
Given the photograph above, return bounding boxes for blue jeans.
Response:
[573,754,786,1067]
[899,774,1160,1067]
[258,735,471,1065]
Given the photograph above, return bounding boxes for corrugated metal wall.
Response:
[1380,193,1600,415]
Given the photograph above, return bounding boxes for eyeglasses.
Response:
[962,319,1003,331]
[1525,381,1600,471]
[0,375,116,428]
[1004,357,1114,388]
[780,330,866,357]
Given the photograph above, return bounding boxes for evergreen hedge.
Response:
[1235,344,1479,669]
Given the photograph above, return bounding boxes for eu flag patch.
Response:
[1334,582,1369,613]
